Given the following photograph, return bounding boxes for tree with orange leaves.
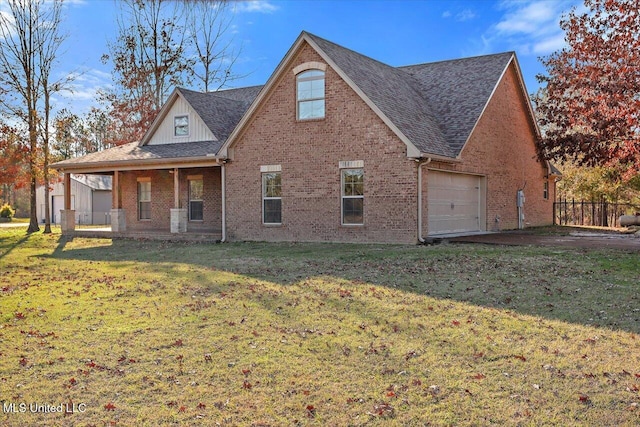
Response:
[536,0,640,180]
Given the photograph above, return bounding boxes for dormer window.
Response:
[174,115,189,137]
[296,70,325,120]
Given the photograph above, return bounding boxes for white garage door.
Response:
[428,171,483,235]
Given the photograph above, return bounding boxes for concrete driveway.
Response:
[0,222,30,228]
[446,229,640,251]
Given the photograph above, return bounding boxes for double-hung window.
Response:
[137,179,151,220]
[189,177,204,221]
[296,70,325,120]
[262,171,282,224]
[341,168,364,225]
[174,115,189,137]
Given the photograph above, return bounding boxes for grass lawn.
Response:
[0,227,638,426]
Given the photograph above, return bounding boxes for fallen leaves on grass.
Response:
[371,401,395,418]
[306,405,316,418]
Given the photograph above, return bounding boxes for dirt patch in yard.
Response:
[446,227,640,251]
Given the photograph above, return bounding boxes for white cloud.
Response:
[55,67,113,114]
[533,33,566,55]
[442,8,477,22]
[483,0,580,56]
[456,9,476,22]
[233,1,279,14]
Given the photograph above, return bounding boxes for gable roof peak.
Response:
[303,31,399,71]
[302,30,452,157]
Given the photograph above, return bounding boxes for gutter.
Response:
[52,155,222,174]
[219,160,227,243]
[416,157,431,243]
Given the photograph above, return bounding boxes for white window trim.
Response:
[543,180,549,200]
[137,178,151,221]
[174,114,190,137]
[188,177,204,222]
[296,69,325,121]
[341,167,364,226]
[262,168,282,225]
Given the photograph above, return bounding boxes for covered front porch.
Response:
[58,163,225,241]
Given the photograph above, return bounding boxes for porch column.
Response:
[111,170,126,232]
[174,167,180,208]
[170,168,187,233]
[60,172,75,233]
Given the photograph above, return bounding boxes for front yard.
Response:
[0,227,638,426]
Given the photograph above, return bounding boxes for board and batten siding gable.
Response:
[147,95,216,145]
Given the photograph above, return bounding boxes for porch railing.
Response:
[553,198,639,228]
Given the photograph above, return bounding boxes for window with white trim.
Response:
[174,115,189,136]
[137,179,151,220]
[262,172,282,224]
[341,168,364,225]
[189,177,204,221]
[296,70,325,120]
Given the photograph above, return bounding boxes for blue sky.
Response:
[52,0,582,114]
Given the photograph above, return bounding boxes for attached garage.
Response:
[427,170,486,235]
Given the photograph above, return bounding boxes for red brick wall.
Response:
[425,63,553,232]
[121,170,172,232]
[119,167,222,233]
[225,42,419,243]
[179,167,222,233]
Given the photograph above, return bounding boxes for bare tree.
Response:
[186,0,241,92]
[0,0,68,233]
[101,0,192,145]
[101,0,240,145]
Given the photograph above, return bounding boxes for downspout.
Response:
[220,161,227,242]
[417,157,431,243]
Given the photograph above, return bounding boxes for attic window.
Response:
[174,115,189,137]
[296,70,325,120]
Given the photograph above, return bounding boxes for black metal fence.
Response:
[553,199,639,227]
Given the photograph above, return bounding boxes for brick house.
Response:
[52,31,558,244]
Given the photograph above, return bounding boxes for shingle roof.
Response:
[53,32,518,171]
[214,85,264,104]
[400,52,514,155]
[53,86,261,170]
[305,32,514,158]
[178,86,263,142]
[54,141,221,168]
[305,32,453,157]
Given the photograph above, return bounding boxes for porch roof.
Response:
[53,140,222,173]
